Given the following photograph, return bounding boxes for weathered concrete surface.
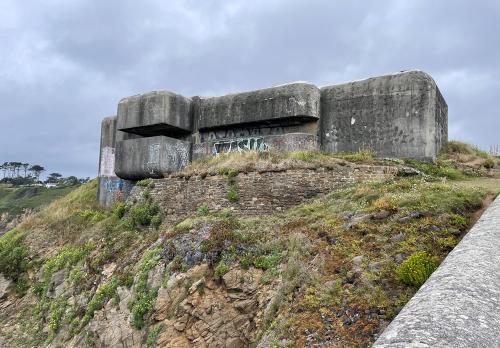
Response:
[192,133,318,160]
[98,71,448,188]
[117,91,193,136]
[115,136,191,180]
[97,116,135,207]
[320,71,447,160]
[374,196,500,347]
[196,82,320,130]
[97,116,118,207]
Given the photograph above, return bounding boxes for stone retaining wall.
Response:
[374,196,500,347]
[128,165,400,223]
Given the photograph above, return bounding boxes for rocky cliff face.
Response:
[0,159,495,347]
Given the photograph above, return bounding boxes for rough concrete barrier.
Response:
[374,196,500,347]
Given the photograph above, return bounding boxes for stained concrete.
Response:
[192,133,318,160]
[196,82,320,130]
[97,116,118,207]
[117,91,193,137]
[115,136,191,180]
[320,71,447,160]
[100,70,448,184]
[374,196,500,347]
[97,116,134,206]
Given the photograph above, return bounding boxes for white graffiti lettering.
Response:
[213,137,270,155]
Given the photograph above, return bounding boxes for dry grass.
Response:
[176,150,358,177]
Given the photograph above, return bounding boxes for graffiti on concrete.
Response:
[99,146,115,177]
[103,178,124,192]
[213,137,270,155]
[202,126,284,142]
[146,143,161,174]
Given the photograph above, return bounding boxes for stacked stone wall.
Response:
[128,165,400,223]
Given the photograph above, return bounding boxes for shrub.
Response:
[129,247,162,329]
[131,291,158,329]
[78,209,106,223]
[254,252,282,270]
[146,324,163,348]
[197,203,210,216]
[129,202,160,227]
[214,261,229,278]
[49,297,67,333]
[82,277,119,327]
[227,185,239,202]
[0,229,29,280]
[113,202,126,218]
[200,218,240,254]
[484,158,495,169]
[44,244,94,276]
[150,214,162,229]
[396,251,438,287]
[136,178,154,188]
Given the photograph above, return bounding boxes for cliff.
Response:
[0,149,498,347]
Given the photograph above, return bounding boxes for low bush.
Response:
[214,260,229,278]
[129,202,160,227]
[227,185,239,202]
[396,251,438,287]
[136,178,154,188]
[0,229,29,280]
[196,203,210,216]
[254,252,282,270]
[82,277,119,327]
[113,202,126,218]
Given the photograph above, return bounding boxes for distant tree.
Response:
[46,172,63,184]
[0,162,6,178]
[62,176,79,186]
[79,177,91,184]
[22,163,29,178]
[29,165,45,182]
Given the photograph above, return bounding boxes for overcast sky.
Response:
[1,0,499,178]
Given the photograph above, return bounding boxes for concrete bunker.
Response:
[97,70,448,206]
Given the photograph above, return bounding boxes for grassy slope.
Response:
[0,184,76,216]
[0,147,499,347]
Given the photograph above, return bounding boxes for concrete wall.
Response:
[128,165,399,223]
[374,196,500,347]
[97,116,134,207]
[115,136,191,180]
[192,133,318,160]
[320,71,447,160]
[117,91,193,137]
[196,82,320,130]
[98,71,448,188]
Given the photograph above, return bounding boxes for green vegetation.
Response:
[136,178,155,188]
[129,247,162,329]
[112,202,126,218]
[0,184,76,216]
[49,297,67,333]
[82,277,119,327]
[0,142,498,347]
[214,260,229,278]
[396,252,439,287]
[196,203,210,216]
[146,324,163,348]
[0,228,29,280]
[129,202,160,226]
[43,244,93,276]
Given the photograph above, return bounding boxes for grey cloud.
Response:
[1,0,499,177]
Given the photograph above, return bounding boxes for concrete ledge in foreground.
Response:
[374,195,500,347]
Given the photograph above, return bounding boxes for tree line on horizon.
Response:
[1,161,90,187]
